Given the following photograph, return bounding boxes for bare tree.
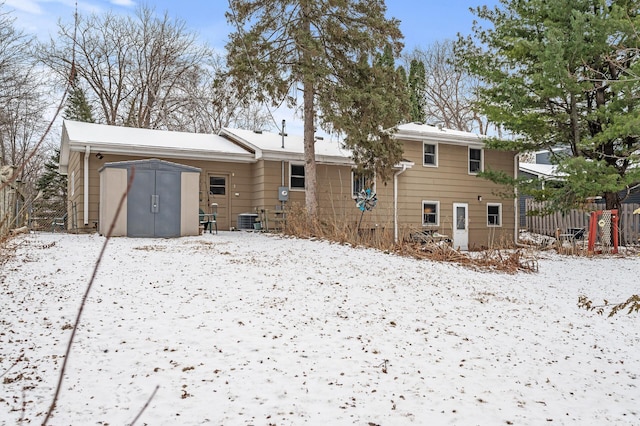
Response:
[163,54,272,133]
[404,40,489,134]
[40,5,219,130]
[0,6,50,177]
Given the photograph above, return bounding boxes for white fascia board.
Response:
[260,150,353,166]
[67,142,256,164]
[219,129,263,159]
[396,132,484,148]
[393,160,415,170]
[59,128,71,174]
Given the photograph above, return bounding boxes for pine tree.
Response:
[407,59,426,123]
[35,81,94,222]
[226,0,408,219]
[457,0,640,211]
[64,81,95,123]
[36,149,67,200]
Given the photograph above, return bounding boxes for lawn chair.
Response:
[199,205,218,234]
[558,227,585,247]
[52,212,67,232]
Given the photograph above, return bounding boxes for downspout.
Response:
[514,153,521,246]
[394,164,408,243]
[84,145,90,225]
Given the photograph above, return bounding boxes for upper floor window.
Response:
[422,200,439,226]
[290,164,305,189]
[487,203,502,226]
[469,148,483,174]
[423,143,437,166]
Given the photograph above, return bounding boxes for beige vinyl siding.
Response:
[70,153,255,232]
[396,139,516,248]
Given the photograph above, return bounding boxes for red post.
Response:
[612,209,619,254]
[587,211,598,253]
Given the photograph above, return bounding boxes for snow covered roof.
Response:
[60,120,255,173]
[519,162,566,179]
[220,128,353,165]
[394,122,484,147]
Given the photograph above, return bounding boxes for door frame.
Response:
[206,172,230,230]
[452,202,469,251]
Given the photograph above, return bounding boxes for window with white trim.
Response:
[352,170,375,198]
[487,203,502,226]
[423,143,437,166]
[469,148,483,174]
[422,200,439,226]
[290,163,305,189]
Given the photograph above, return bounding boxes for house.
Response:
[59,120,517,249]
[390,123,517,250]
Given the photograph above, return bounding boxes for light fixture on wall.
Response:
[95,153,104,159]
[477,195,482,201]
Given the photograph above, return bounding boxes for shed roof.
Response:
[98,158,201,173]
[60,120,255,174]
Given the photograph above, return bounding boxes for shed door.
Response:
[127,169,181,238]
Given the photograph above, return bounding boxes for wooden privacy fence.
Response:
[525,200,640,245]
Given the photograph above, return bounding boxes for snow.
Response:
[221,128,352,163]
[1,231,639,425]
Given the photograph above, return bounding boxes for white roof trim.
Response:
[60,120,255,172]
[394,122,485,147]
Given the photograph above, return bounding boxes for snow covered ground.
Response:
[1,231,638,425]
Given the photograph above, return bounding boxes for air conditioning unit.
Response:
[237,213,258,230]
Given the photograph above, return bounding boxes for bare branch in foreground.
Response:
[42,168,136,425]
[129,384,160,426]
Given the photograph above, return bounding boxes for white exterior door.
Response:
[453,203,469,250]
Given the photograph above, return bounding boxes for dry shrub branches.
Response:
[283,205,538,273]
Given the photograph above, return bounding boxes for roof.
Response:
[60,120,255,173]
[519,162,565,179]
[99,158,201,173]
[220,128,353,165]
[394,122,484,147]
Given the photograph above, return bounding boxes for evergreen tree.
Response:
[35,80,94,220]
[457,0,640,211]
[407,59,426,123]
[36,149,67,201]
[226,0,408,219]
[64,81,95,123]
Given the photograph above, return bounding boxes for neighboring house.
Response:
[59,120,517,249]
[518,149,640,227]
[518,161,565,227]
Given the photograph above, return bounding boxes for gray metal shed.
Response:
[99,159,201,237]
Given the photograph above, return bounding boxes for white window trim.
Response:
[468,147,484,175]
[422,200,440,227]
[290,162,305,191]
[423,142,438,167]
[351,170,377,199]
[487,202,502,227]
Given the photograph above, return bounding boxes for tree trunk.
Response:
[301,3,318,221]
[604,190,620,211]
